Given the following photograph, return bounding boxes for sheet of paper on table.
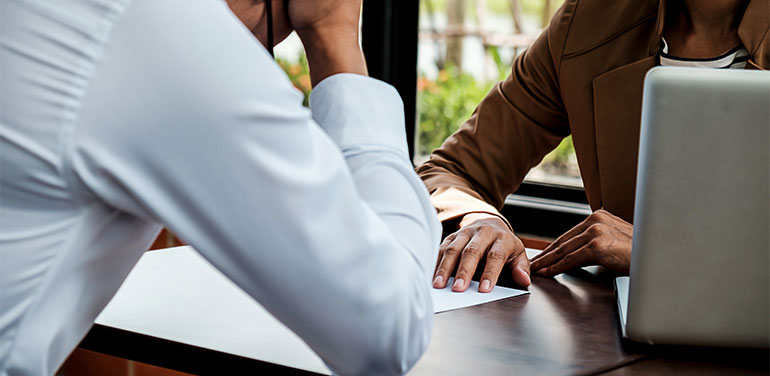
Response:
[432,277,528,313]
[96,246,538,375]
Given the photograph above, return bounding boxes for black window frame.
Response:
[361,1,589,238]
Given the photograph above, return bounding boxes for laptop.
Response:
[615,67,769,348]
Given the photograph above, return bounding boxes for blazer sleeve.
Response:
[416,4,573,229]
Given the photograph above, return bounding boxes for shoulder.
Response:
[546,0,660,59]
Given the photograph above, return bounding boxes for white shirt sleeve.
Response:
[66,1,440,374]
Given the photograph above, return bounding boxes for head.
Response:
[227,0,293,49]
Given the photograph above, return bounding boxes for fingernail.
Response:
[453,278,464,290]
[536,269,546,276]
[480,279,491,291]
[433,275,443,287]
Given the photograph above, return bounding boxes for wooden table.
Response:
[79,260,768,375]
[410,267,642,375]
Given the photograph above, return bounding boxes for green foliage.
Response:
[276,54,311,107]
[542,135,575,168]
[417,60,575,167]
[417,67,495,156]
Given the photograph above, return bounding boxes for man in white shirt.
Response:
[0,0,440,374]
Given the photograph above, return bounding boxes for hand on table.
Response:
[530,209,632,277]
[432,213,531,293]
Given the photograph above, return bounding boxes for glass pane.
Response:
[416,0,582,188]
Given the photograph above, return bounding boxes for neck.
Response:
[664,0,748,58]
[682,0,746,36]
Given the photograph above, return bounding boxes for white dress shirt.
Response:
[0,0,440,375]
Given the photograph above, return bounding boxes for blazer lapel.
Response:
[738,0,769,69]
[592,56,656,223]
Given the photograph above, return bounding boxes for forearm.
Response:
[307,73,439,374]
[417,152,513,231]
[297,24,367,86]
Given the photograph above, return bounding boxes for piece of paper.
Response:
[431,277,529,313]
[526,248,543,259]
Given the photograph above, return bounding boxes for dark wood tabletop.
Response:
[411,267,646,375]
[410,266,769,375]
[79,261,768,375]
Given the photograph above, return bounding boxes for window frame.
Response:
[361,1,590,238]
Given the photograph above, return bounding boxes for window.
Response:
[415,0,582,188]
[361,1,588,237]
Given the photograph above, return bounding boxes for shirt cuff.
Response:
[309,73,407,153]
[430,186,513,232]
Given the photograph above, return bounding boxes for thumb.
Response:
[510,250,531,288]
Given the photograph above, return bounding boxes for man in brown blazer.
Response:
[418,0,769,293]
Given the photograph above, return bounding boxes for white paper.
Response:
[431,277,529,313]
[526,248,543,259]
[96,246,539,374]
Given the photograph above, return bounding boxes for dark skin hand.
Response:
[433,213,531,293]
[530,209,632,277]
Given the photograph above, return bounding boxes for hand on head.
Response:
[227,0,292,47]
[227,0,366,86]
[433,213,531,293]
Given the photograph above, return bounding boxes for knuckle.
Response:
[587,223,603,235]
[486,250,507,262]
[454,266,472,278]
[443,245,461,256]
[494,228,512,239]
[461,224,476,233]
[480,225,497,235]
[552,246,566,257]
[463,244,483,257]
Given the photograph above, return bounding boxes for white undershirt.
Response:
[0,1,440,375]
[660,38,749,69]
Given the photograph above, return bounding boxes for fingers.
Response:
[433,231,471,289]
[433,215,519,292]
[510,249,531,288]
[452,236,495,292]
[531,212,600,264]
[477,240,509,292]
[537,245,594,277]
[530,232,591,272]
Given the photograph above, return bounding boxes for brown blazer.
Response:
[417,0,769,226]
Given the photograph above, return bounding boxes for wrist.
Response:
[297,27,367,86]
[459,212,506,228]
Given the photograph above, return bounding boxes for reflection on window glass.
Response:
[416,0,582,188]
